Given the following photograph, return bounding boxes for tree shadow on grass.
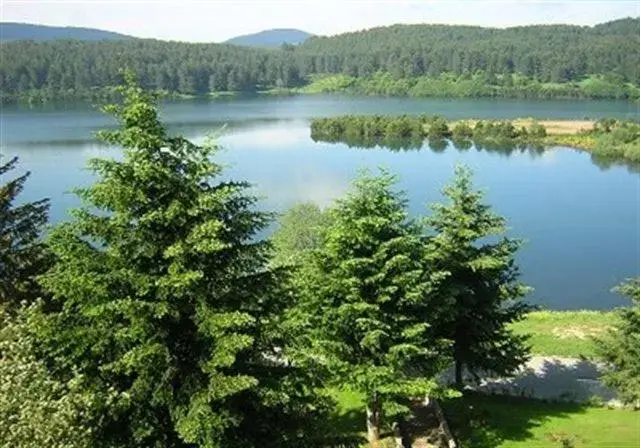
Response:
[323,408,366,447]
[441,359,615,448]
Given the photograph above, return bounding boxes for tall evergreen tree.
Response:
[37,74,327,447]
[595,278,640,405]
[0,157,50,308]
[296,170,451,444]
[425,165,532,388]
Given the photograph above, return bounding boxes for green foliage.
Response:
[2,18,639,102]
[296,74,356,94]
[293,170,452,441]
[591,121,640,163]
[425,165,532,386]
[0,157,50,309]
[311,115,427,150]
[595,278,640,404]
[271,202,329,267]
[529,122,548,139]
[36,74,328,447]
[424,115,450,139]
[311,115,548,154]
[0,302,97,448]
[444,392,640,447]
[452,122,474,140]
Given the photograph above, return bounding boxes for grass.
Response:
[510,310,617,358]
[327,386,366,440]
[330,386,640,448]
[295,74,357,94]
[443,392,640,448]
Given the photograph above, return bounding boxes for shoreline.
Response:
[4,81,640,106]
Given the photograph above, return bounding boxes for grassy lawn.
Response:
[327,311,629,446]
[443,392,640,448]
[509,310,618,358]
[330,387,640,447]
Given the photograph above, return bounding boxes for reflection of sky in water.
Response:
[3,116,639,311]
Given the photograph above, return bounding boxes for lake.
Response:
[1,94,639,309]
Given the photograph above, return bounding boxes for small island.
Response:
[310,115,640,164]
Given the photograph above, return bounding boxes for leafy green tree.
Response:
[271,202,328,266]
[37,74,327,447]
[0,157,50,309]
[529,122,547,139]
[425,165,532,388]
[0,302,97,448]
[595,278,640,405]
[451,122,473,140]
[296,170,451,444]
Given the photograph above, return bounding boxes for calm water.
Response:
[1,95,639,309]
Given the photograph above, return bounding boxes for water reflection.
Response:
[3,119,639,310]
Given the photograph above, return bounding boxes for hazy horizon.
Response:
[1,0,638,43]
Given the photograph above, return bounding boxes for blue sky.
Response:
[2,0,638,42]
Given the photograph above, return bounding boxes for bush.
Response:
[0,303,96,448]
[529,123,547,138]
[452,122,473,139]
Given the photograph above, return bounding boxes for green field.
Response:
[330,387,640,448]
[444,392,640,448]
[329,311,634,447]
[510,310,618,358]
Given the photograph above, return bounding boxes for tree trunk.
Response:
[366,397,381,446]
[455,359,464,389]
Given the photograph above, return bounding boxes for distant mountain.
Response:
[225,28,313,47]
[0,22,133,41]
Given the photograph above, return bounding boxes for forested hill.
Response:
[225,28,313,47]
[0,22,133,41]
[2,18,638,103]
[297,18,639,82]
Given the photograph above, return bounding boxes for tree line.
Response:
[2,78,639,447]
[310,115,640,164]
[1,17,639,103]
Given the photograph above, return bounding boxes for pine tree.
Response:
[425,165,532,388]
[296,170,451,444]
[0,157,50,308]
[595,278,640,405]
[37,74,327,447]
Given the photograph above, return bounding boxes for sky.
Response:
[1,0,638,42]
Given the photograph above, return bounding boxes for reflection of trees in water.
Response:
[472,138,546,159]
[314,134,550,159]
[312,134,423,151]
[426,137,448,153]
[590,153,640,174]
[312,131,640,171]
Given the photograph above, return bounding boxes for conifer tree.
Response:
[0,157,50,308]
[425,165,532,388]
[595,278,640,405]
[296,170,451,444]
[37,74,326,447]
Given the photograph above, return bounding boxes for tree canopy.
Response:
[35,74,327,447]
[293,170,453,443]
[595,278,640,405]
[425,165,532,387]
[0,157,50,309]
[2,18,638,102]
